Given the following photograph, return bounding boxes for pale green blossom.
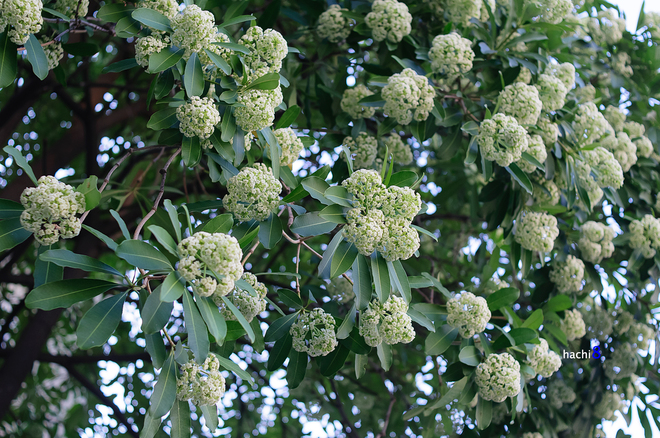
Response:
[343,133,378,169]
[526,339,562,378]
[447,292,491,338]
[1,0,43,45]
[516,134,546,173]
[290,308,338,357]
[475,353,521,402]
[365,0,412,43]
[273,128,304,165]
[340,85,376,120]
[477,113,529,167]
[549,255,585,294]
[514,211,559,253]
[219,272,267,322]
[428,33,474,79]
[535,74,568,112]
[628,214,660,258]
[382,69,435,125]
[176,96,221,140]
[499,82,543,125]
[317,5,354,43]
[579,221,615,264]
[135,35,170,69]
[561,309,586,341]
[234,87,283,132]
[176,354,225,406]
[359,296,415,347]
[222,163,282,222]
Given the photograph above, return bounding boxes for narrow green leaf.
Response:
[132,8,172,31]
[358,92,385,107]
[146,107,178,130]
[476,397,492,430]
[25,34,49,80]
[264,311,299,342]
[33,244,63,287]
[425,324,458,355]
[115,17,141,37]
[149,47,185,73]
[0,199,23,219]
[387,260,411,303]
[377,343,392,371]
[324,186,352,207]
[164,200,182,242]
[336,304,356,339]
[506,163,533,194]
[267,334,292,371]
[218,14,256,27]
[0,217,32,252]
[149,352,177,417]
[3,146,37,185]
[487,287,520,311]
[184,52,204,97]
[388,170,418,188]
[147,225,178,256]
[182,136,201,167]
[319,204,346,224]
[102,58,138,73]
[407,306,435,332]
[424,376,468,412]
[245,72,280,90]
[330,241,358,279]
[353,255,372,310]
[220,295,256,342]
[142,286,173,334]
[259,214,282,249]
[491,327,538,350]
[97,4,135,22]
[40,249,121,276]
[201,214,233,234]
[26,279,118,310]
[213,42,251,54]
[459,346,481,366]
[116,240,173,271]
[319,344,350,377]
[319,232,343,278]
[290,212,336,237]
[0,33,18,88]
[77,292,127,349]
[302,177,332,205]
[215,354,254,383]
[82,225,117,251]
[182,291,210,363]
[522,309,543,330]
[200,405,219,432]
[260,126,280,180]
[287,348,307,389]
[140,411,162,438]
[543,322,568,346]
[355,354,368,379]
[275,105,301,129]
[170,400,190,438]
[204,48,231,75]
[160,271,186,302]
[195,294,227,343]
[421,272,453,299]
[371,252,390,302]
[543,295,573,312]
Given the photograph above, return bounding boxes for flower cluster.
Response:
[601,132,637,172]
[475,353,521,402]
[537,0,572,24]
[604,105,626,131]
[290,308,338,357]
[604,343,637,380]
[522,433,542,438]
[614,310,635,335]
[612,52,633,77]
[514,211,559,253]
[517,67,532,84]
[365,0,412,43]
[382,68,435,125]
[219,272,267,322]
[41,37,64,71]
[446,0,482,26]
[549,255,585,294]
[327,277,355,304]
[171,5,218,60]
[176,354,226,406]
[572,103,614,146]
[343,133,378,169]
[359,296,415,347]
[624,121,645,138]
[238,26,288,81]
[588,9,626,46]
[477,113,529,167]
[634,136,654,159]
[581,147,624,190]
[380,133,413,165]
[341,85,376,120]
[533,176,560,206]
[631,323,655,350]
[579,221,615,264]
[629,214,660,258]
[547,379,576,409]
[536,117,559,146]
[0,0,43,45]
[499,83,543,125]
[317,5,354,43]
[342,170,421,261]
[273,128,304,165]
[222,163,282,222]
[535,74,567,112]
[135,35,170,68]
[55,0,89,17]
[176,97,220,140]
[140,0,180,19]
[594,392,624,421]
[516,135,546,173]
[177,231,243,298]
[581,305,614,342]
[446,292,491,338]
[234,87,283,132]
[561,309,587,341]
[482,277,509,295]
[428,33,474,79]
[20,176,86,246]
[574,84,596,102]
[547,62,575,90]
[527,338,562,378]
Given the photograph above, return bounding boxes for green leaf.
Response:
[407,306,435,332]
[149,47,185,73]
[195,294,226,343]
[132,8,172,31]
[182,136,201,167]
[109,209,130,240]
[184,52,204,97]
[42,7,71,20]
[421,272,453,299]
[387,260,411,303]
[301,176,332,205]
[388,171,418,188]
[487,287,520,311]
[182,291,210,363]
[0,217,32,252]
[245,72,280,90]
[147,107,178,130]
[116,240,173,271]
[358,92,385,107]
[33,245,63,287]
[377,343,392,371]
[543,295,573,312]
[521,151,545,171]
[353,255,372,310]
[142,286,173,334]
[140,411,162,438]
[0,33,18,88]
[163,200,181,242]
[324,186,352,207]
[476,397,492,430]
[218,14,256,27]
[76,175,101,210]
[411,224,438,242]
[506,163,533,194]
[355,353,368,379]
[330,241,358,279]
[160,271,187,302]
[115,17,141,37]
[97,4,134,22]
[3,146,37,185]
[259,214,282,249]
[40,249,122,276]
[213,42,251,54]
[102,58,138,73]
[76,292,127,349]
[319,344,350,377]
[371,252,390,302]
[25,34,49,80]
[522,309,543,330]
[424,376,468,412]
[267,334,292,371]
[464,136,479,165]
[82,225,118,251]
[287,348,307,389]
[290,212,336,237]
[200,405,219,432]
[461,121,480,136]
[459,346,481,366]
[26,279,118,310]
[147,225,178,256]
[425,324,458,355]
[318,232,343,278]
[201,214,233,234]
[265,311,299,342]
[214,354,253,383]
[275,105,301,129]
[277,289,303,310]
[319,204,346,224]
[219,295,256,342]
[149,352,177,417]
[170,399,190,438]
[543,322,567,346]
[204,48,231,75]
[0,199,23,219]
[260,126,280,180]
[491,327,538,349]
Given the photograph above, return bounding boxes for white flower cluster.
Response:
[499,83,542,125]
[594,392,624,421]
[41,37,64,71]
[135,35,170,68]
[535,74,568,112]
[219,272,267,322]
[290,308,338,357]
[382,68,435,125]
[176,354,226,406]
[588,10,626,46]
[604,343,637,380]
[475,353,521,402]
[517,67,532,84]
[176,96,220,141]
[380,133,413,165]
[579,221,615,265]
[477,113,529,167]
[574,84,596,102]
[561,309,586,341]
[516,134,547,173]
[446,291,492,338]
[522,433,542,438]
[549,255,584,294]
[238,26,288,81]
[342,170,422,261]
[0,0,43,45]
[624,121,645,138]
[581,305,614,341]
[514,211,559,253]
[343,133,378,169]
[428,33,474,79]
[631,323,655,350]
[365,0,412,43]
[537,0,572,24]
[140,0,180,19]
[634,136,654,159]
[601,132,637,172]
[644,12,660,39]
[341,85,376,120]
[171,5,218,60]
[223,163,282,222]
[234,87,284,132]
[527,338,562,378]
[580,147,624,192]
[629,214,660,258]
[482,278,509,295]
[604,105,626,131]
[536,117,559,147]
[572,103,614,146]
[614,310,635,335]
[55,0,89,17]
[547,62,575,90]
[359,296,415,347]
[446,0,482,26]
[317,5,353,43]
[273,128,304,165]
[547,379,576,409]
[612,52,633,77]
[20,176,86,246]
[327,277,355,304]
[177,231,243,298]
[533,176,560,206]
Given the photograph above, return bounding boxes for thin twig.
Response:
[329,380,360,438]
[242,240,261,266]
[375,395,396,438]
[281,231,354,285]
[295,243,302,295]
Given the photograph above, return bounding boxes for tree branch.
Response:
[329,379,360,438]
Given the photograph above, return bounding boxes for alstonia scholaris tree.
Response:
[0,0,659,437]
